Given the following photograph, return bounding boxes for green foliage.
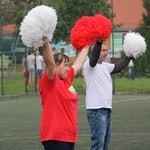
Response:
[1,0,112,42]
[135,0,150,75]
[134,54,150,76]
[54,0,112,42]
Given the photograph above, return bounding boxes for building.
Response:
[1,1,145,59]
[2,24,16,37]
[107,0,145,58]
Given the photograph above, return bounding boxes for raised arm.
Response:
[43,37,56,79]
[111,56,132,74]
[89,41,103,67]
[72,45,90,76]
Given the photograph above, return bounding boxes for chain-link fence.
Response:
[0,1,150,96]
[0,49,38,97]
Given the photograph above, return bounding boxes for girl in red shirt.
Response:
[39,37,90,150]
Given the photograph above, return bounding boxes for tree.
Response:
[135,0,150,76]
[12,1,38,37]
[0,0,40,37]
[8,0,61,37]
[1,0,113,44]
[54,0,112,43]
[1,0,14,25]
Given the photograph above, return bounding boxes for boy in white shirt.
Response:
[83,41,133,150]
[36,49,44,83]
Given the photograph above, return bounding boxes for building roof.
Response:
[108,0,145,29]
[2,24,16,31]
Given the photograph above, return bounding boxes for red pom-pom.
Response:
[70,16,96,51]
[70,14,112,51]
[93,14,112,40]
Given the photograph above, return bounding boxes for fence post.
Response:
[0,0,4,96]
[111,0,116,94]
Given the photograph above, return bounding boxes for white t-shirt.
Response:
[83,60,114,109]
[27,54,35,69]
[128,60,134,67]
[36,55,43,70]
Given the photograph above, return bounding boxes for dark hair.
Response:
[54,53,69,65]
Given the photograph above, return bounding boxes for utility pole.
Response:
[111,0,115,94]
[0,0,4,96]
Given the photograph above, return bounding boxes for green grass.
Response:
[73,76,150,94]
[3,77,25,94]
[0,75,150,96]
[0,76,36,96]
[73,76,86,94]
[115,77,150,93]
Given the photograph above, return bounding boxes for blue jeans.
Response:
[128,67,134,80]
[86,108,111,150]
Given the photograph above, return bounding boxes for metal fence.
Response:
[0,47,38,96]
[0,1,150,96]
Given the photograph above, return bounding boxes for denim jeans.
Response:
[128,67,134,80]
[86,108,111,150]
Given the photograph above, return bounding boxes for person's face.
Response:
[56,59,70,79]
[99,44,108,62]
[36,50,39,56]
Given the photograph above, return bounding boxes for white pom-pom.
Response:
[20,5,57,48]
[123,32,147,59]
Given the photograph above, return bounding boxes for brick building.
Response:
[107,0,145,58]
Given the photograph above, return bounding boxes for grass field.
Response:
[0,93,150,150]
[0,74,150,96]
[73,76,150,94]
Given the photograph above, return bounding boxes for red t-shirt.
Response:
[39,67,78,143]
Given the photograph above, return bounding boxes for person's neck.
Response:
[98,60,102,64]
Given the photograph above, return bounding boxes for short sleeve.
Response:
[65,67,75,84]
[38,71,57,92]
[103,62,115,73]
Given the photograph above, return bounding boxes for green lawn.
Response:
[0,75,150,96]
[0,76,36,96]
[114,77,150,93]
[73,76,150,94]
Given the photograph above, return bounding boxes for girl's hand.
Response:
[42,36,49,46]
